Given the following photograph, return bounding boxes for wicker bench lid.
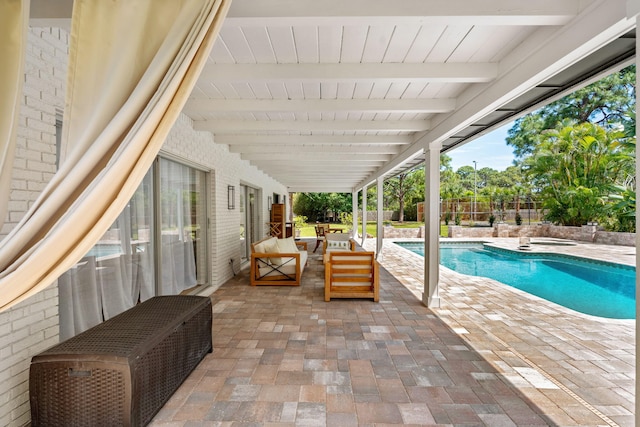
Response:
[33,296,211,361]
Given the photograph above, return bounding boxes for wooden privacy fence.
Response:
[418,198,543,223]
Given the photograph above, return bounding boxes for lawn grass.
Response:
[297,221,448,238]
[297,224,348,238]
[391,221,423,228]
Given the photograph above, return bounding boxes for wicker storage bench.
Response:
[29,295,212,427]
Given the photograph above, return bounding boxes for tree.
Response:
[455,165,476,193]
[384,168,423,222]
[507,65,636,159]
[524,121,632,226]
[487,166,522,189]
[440,153,453,171]
[440,168,465,222]
[293,192,351,222]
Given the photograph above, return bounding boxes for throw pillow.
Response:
[277,237,299,253]
[263,239,282,265]
[327,240,351,250]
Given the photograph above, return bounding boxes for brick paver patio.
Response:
[150,237,635,426]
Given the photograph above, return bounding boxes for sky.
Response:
[446,123,516,171]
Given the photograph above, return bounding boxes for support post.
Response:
[423,143,442,308]
[376,178,384,258]
[361,184,367,246]
[352,190,358,238]
[633,6,640,419]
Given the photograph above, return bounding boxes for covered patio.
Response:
[149,238,634,426]
[0,1,636,425]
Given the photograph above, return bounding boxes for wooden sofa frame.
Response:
[250,236,308,286]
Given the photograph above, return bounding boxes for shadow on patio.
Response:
[147,241,616,426]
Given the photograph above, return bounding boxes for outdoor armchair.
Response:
[324,251,379,302]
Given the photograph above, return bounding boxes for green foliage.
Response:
[384,167,424,222]
[365,186,378,211]
[524,121,633,227]
[493,66,637,231]
[293,192,352,222]
[292,69,637,233]
[440,167,465,216]
[507,65,636,160]
[339,212,353,228]
[440,153,453,171]
[540,185,607,226]
[606,184,636,232]
[293,215,308,229]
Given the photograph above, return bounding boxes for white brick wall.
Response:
[0,288,58,427]
[2,28,66,236]
[162,114,287,288]
[0,26,287,426]
[0,28,68,427]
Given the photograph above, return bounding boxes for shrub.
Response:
[339,212,353,227]
[293,215,308,229]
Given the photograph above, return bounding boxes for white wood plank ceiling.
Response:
[30,0,638,193]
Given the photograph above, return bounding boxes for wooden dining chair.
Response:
[313,224,328,252]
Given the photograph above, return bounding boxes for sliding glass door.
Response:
[158,158,208,295]
[59,157,209,339]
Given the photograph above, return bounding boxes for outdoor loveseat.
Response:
[250,236,308,286]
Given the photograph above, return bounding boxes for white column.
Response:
[361,184,368,246]
[633,4,640,418]
[352,190,358,237]
[376,178,384,258]
[423,142,442,308]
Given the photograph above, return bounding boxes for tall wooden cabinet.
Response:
[269,203,292,238]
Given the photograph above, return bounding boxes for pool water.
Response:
[396,242,636,319]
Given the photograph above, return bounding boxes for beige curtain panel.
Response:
[0,0,231,311]
[0,0,29,229]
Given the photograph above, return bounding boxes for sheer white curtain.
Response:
[0,0,231,311]
[97,255,133,320]
[60,170,155,335]
[159,159,198,295]
[58,256,102,341]
[0,0,29,229]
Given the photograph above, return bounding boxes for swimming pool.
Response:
[395,241,636,319]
